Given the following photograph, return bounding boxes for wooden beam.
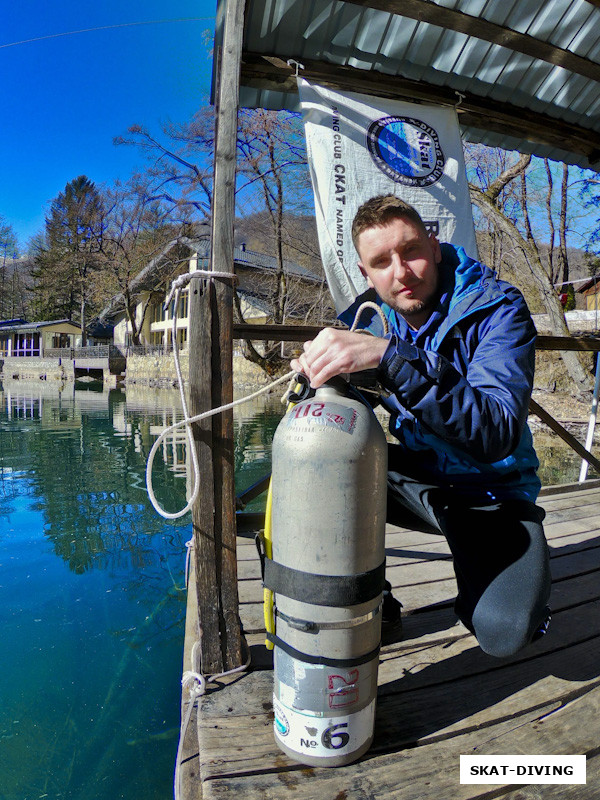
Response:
[232,324,600,350]
[189,280,222,672]
[240,54,600,167]
[210,0,245,671]
[234,322,326,342]
[538,477,600,496]
[344,0,600,84]
[535,335,600,352]
[236,474,271,507]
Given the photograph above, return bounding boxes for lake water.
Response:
[0,378,593,799]
[0,380,280,800]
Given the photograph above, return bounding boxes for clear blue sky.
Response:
[0,1,217,249]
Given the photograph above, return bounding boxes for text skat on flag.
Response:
[298,79,478,315]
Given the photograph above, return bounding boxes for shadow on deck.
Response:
[181,481,600,799]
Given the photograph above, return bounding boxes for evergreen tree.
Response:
[0,216,18,319]
[32,176,105,341]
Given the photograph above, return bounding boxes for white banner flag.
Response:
[298,79,478,314]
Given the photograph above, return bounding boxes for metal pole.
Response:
[579,352,600,482]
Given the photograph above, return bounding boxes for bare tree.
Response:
[96,177,197,345]
[114,118,213,220]
[467,148,590,393]
[236,109,314,324]
[115,108,328,373]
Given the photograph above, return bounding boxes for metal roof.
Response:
[0,319,80,334]
[222,0,600,169]
[195,239,325,283]
[98,237,324,321]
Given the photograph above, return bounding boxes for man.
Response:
[291,195,551,659]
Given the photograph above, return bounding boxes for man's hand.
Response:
[290,328,388,388]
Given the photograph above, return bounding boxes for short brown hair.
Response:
[351,195,427,252]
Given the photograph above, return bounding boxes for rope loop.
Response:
[184,538,194,588]
[182,669,206,698]
[349,301,389,335]
[145,294,387,519]
[164,269,238,309]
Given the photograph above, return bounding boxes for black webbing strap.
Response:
[266,633,380,668]
[262,557,386,607]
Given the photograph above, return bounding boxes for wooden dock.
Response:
[180,480,600,799]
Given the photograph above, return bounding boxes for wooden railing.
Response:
[125,343,175,356]
[231,325,600,477]
[4,324,596,474]
[535,334,600,352]
[41,345,126,359]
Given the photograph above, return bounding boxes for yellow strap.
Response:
[263,380,303,649]
[263,479,275,649]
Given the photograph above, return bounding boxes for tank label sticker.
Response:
[328,669,360,708]
[277,663,364,712]
[287,402,357,434]
[273,696,375,758]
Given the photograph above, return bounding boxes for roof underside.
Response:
[225,0,600,170]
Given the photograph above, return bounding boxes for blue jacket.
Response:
[340,244,540,502]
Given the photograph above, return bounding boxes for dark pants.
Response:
[387,457,552,659]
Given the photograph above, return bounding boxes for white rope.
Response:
[146,367,294,518]
[145,271,388,520]
[349,301,389,335]
[174,638,252,800]
[146,267,293,519]
[164,268,238,308]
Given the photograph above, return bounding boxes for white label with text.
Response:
[273,696,374,758]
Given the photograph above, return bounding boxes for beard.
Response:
[391,293,438,323]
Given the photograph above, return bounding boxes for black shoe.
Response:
[382,580,403,643]
[531,607,551,643]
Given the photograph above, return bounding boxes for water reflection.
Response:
[534,428,599,486]
[0,378,282,800]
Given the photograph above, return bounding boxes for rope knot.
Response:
[182,669,206,698]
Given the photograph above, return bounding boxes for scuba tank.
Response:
[263,377,387,767]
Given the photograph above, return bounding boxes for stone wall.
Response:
[124,352,187,387]
[532,310,600,334]
[1,352,275,390]
[124,352,274,390]
[0,356,74,382]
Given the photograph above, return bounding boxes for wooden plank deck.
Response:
[183,481,600,799]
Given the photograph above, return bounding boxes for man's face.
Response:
[356,216,442,330]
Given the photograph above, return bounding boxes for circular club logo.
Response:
[367,116,445,187]
[273,700,290,737]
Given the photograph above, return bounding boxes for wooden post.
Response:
[188,0,245,675]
